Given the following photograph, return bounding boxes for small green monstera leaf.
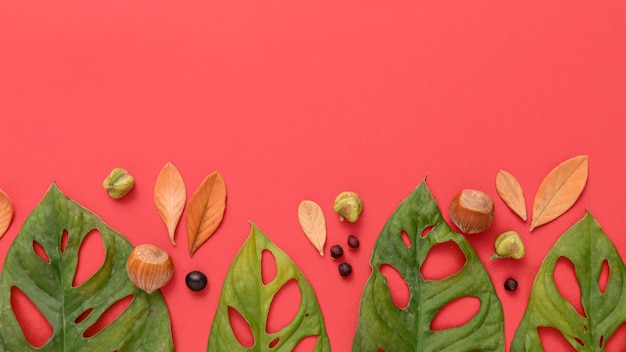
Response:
[512,211,626,351]
[208,223,330,351]
[0,184,173,351]
[353,179,504,352]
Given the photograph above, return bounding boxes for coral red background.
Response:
[1,1,626,351]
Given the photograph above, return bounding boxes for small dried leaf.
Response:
[186,171,226,256]
[530,155,588,231]
[495,170,527,221]
[0,189,13,238]
[297,200,327,256]
[154,162,187,245]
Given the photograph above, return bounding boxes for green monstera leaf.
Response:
[512,211,626,351]
[208,223,330,351]
[353,179,504,352]
[0,184,173,351]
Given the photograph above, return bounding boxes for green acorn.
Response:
[491,230,525,260]
[333,191,363,222]
[103,167,135,199]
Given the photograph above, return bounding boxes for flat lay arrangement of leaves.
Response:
[2,154,624,351]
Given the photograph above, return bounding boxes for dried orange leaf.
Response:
[530,155,588,231]
[0,189,13,238]
[186,171,226,256]
[297,200,327,256]
[154,162,187,245]
[495,170,527,221]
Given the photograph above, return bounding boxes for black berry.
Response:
[338,262,352,277]
[186,271,208,292]
[347,235,360,248]
[504,277,518,291]
[330,245,344,259]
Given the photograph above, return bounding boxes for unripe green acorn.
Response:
[103,167,135,199]
[333,191,363,222]
[491,231,525,260]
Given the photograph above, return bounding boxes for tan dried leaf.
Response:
[154,162,187,245]
[0,189,13,238]
[297,200,327,256]
[496,170,527,221]
[186,171,227,256]
[530,155,589,231]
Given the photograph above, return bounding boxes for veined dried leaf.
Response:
[297,200,327,256]
[0,189,13,238]
[154,162,187,245]
[186,171,226,256]
[530,155,588,231]
[495,169,527,221]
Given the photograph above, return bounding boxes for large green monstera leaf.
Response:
[353,179,504,351]
[0,184,173,351]
[208,223,330,351]
[512,211,626,351]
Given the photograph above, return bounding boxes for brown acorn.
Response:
[448,189,494,234]
[126,244,173,294]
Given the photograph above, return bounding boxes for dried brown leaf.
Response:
[186,171,227,256]
[530,155,588,231]
[154,162,187,245]
[495,170,527,221]
[297,200,327,256]
[0,189,13,238]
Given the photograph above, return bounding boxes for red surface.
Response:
[1,1,626,351]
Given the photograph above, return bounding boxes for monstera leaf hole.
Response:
[10,286,53,348]
[599,259,609,293]
[401,230,412,248]
[261,249,277,285]
[228,306,255,348]
[420,241,465,280]
[60,229,69,253]
[430,296,480,331]
[554,256,586,317]
[33,240,50,263]
[72,229,106,287]
[420,225,434,238]
[537,326,578,351]
[83,294,133,338]
[75,307,93,324]
[379,263,410,308]
[266,278,301,333]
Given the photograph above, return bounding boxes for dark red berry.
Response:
[186,271,208,292]
[338,262,352,277]
[347,235,360,248]
[330,245,344,259]
[504,278,518,291]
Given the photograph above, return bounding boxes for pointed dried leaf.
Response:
[154,162,187,245]
[297,200,327,256]
[0,184,173,351]
[208,223,330,351]
[186,171,226,256]
[495,170,527,221]
[512,211,626,351]
[530,155,588,231]
[0,189,13,238]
